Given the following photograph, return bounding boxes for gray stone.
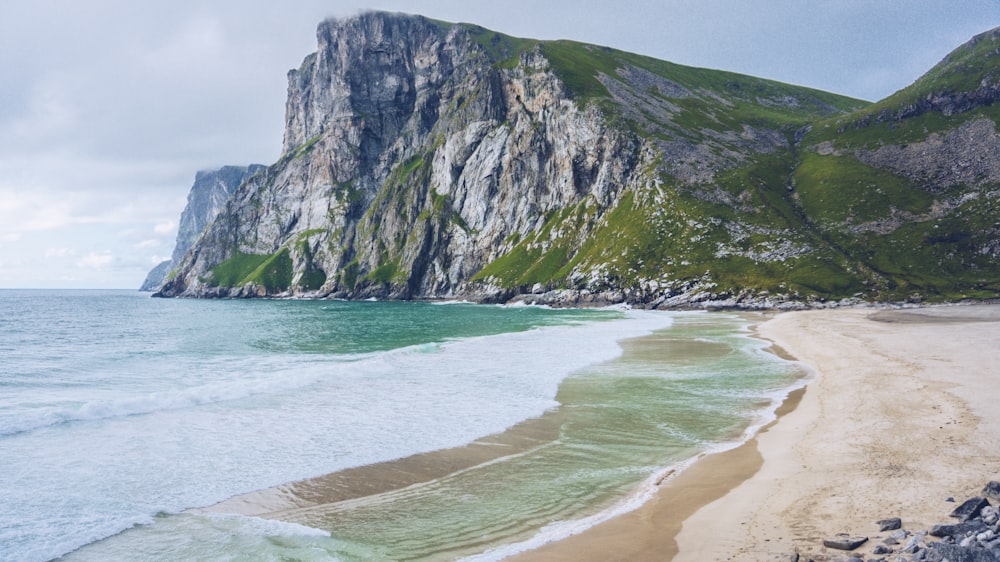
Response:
[823,534,869,550]
[952,497,992,522]
[984,482,1000,502]
[878,518,903,532]
[931,520,989,538]
[890,529,910,541]
[927,541,1000,561]
[873,544,893,554]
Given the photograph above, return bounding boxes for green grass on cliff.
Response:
[537,40,865,115]
[473,151,867,300]
[209,250,293,292]
[793,153,933,224]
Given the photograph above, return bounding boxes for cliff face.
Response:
[140,165,263,291]
[156,13,1000,306]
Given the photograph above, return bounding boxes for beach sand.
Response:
[515,305,1000,561]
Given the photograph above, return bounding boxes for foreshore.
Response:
[514,304,1000,561]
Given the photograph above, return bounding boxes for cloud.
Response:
[133,239,161,249]
[154,221,177,235]
[76,252,115,270]
[45,247,76,258]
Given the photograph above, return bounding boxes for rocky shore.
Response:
[802,482,1000,561]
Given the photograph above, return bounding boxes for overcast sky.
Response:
[1,0,997,289]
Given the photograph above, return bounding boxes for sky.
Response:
[1,1,997,289]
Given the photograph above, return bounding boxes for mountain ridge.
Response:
[154,12,1000,307]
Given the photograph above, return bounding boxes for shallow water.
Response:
[0,291,803,561]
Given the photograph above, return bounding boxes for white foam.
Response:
[202,513,331,537]
[0,355,341,436]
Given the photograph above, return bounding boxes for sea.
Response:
[0,289,806,561]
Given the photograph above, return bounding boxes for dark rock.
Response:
[878,517,903,532]
[873,544,893,554]
[823,534,869,550]
[950,497,958,503]
[952,497,992,522]
[789,553,799,562]
[926,541,1000,561]
[931,520,989,538]
[984,482,1000,502]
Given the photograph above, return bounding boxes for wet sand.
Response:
[515,304,1000,561]
[198,408,568,518]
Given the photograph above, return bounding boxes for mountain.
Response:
[139,260,173,292]
[789,27,1000,302]
[156,13,1000,307]
[140,165,264,291]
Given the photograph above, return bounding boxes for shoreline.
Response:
[200,310,808,560]
[515,303,1000,561]
[505,388,807,561]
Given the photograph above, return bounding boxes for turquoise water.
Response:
[0,290,804,561]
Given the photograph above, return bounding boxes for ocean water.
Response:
[0,290,805,561]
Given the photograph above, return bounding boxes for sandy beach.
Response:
[516,305,1000,561]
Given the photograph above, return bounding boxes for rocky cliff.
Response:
[140,165,263,291]
[156,13,1000,306]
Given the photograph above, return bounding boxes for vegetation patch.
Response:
[466,26,534,68]
[209,249,293,293]
[793,152,933,224]
[366,261,405,284]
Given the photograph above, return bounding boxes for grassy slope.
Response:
[790,29,1000,301]
[467,24,1000,303]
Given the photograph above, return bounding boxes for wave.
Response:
[0,363,327,437]
[0,312,671,439]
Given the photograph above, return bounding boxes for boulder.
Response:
[931,520,988,538]
[878,517,903,531]
[926,541,1000,562]
[822,534,868,550]
[952,497,992,522]
[984,481,1000,502]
